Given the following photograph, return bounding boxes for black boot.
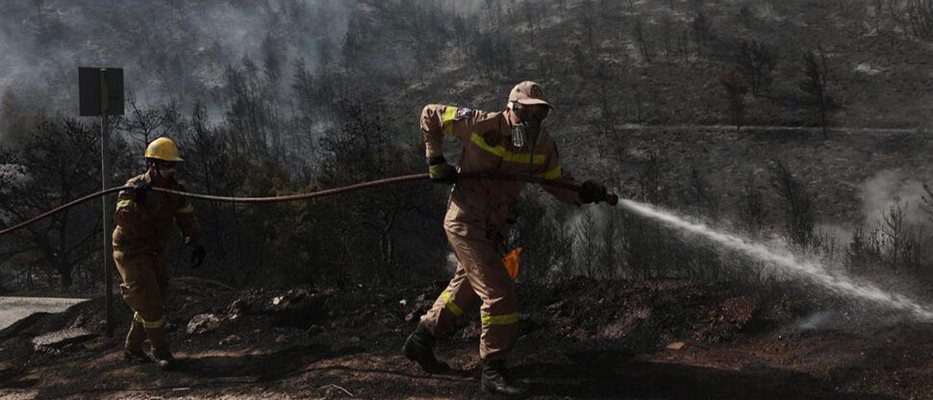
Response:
[152,351,176,371]
[402,323,450,373]
[482,359,530,399]
[123,347,151,364]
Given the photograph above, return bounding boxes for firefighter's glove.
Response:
[132,182,152,205]
[190,245,206,269]
[428,156,457,184]
[579,180,608,204]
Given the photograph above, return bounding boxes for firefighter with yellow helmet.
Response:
[112,137,205,370]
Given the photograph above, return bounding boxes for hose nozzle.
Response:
[605,193,619,206]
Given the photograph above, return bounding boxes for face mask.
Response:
[511,105,547,149]
[512,121,544,149]
[512,123,528,148]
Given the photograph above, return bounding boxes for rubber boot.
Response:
[481,359,530,399]
[123,347,151,363]
[146,326,175,371]
[151,350,176,371]
[123,317,150,363]
[402,323,450,373]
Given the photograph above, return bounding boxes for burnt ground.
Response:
[1,277,933,400]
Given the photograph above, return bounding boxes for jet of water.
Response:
[617,199,933,321]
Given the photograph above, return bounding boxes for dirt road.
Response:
[0,297,88,330]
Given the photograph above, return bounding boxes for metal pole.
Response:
[100,68,114,338]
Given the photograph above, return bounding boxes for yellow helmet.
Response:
[145,137,183,162]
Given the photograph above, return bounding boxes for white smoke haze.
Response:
[0,0,351,117]
[565,199,616,274]
[794,311,839,331]
[445,251,459,276]
[566,205,612,235]
[0,16,34,96]
[795,170,933,260]
[859,169,931,227]
[814,223,851,249]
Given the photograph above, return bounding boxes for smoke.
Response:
[0,16,32,97]
[0,0,351,115]
[564,202,617,275]
[566,205,614,237]
[445,251,459,276]
[794,311,839,331]
[859,169,931,227]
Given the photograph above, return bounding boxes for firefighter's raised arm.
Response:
[420,104,487,184]
[114,177,151,228]
[420,104,485,158]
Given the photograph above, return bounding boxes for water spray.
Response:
[617,199,933,322]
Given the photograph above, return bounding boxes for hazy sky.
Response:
[0,0,350,116]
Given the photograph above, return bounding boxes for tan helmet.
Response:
[145,137,183,162]
[508,81,552,108]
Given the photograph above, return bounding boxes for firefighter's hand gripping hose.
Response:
[0,172,619,237]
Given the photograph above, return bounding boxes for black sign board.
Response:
[78,67,124,116]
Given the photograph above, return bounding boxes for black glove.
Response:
[133,182,152,204]
[190,245,206,269]
[428,156,457,184]
[579,180,607,204]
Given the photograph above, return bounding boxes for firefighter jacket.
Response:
[112,170,202,254]
[421,104,581,241]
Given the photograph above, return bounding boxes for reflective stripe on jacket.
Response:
[421,104,580,239]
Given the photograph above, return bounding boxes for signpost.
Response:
[78,67,124,337]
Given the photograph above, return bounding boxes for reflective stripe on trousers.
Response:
[420,230,519,360]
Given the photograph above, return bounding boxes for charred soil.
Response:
[2,277,933,400]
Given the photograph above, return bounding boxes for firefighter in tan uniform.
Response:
[113,137,205,371]
[403,82,609,398]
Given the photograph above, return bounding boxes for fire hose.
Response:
[0,172,619,237]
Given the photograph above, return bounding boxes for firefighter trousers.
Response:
[113,248,171,355]
[421,231,519,360]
